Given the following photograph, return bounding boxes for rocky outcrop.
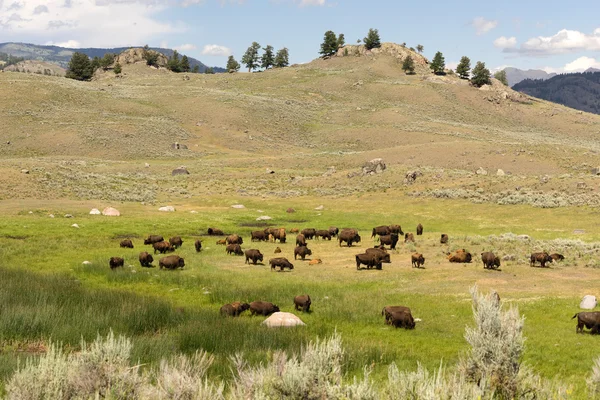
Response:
[114,48,168,68]
[336,43,429,66]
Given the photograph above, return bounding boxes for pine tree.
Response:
[456,56,471,79]
[226,56,241,72]
[180,55,190,73]
[90,56,101,72]
[274,48,289,68]
[66,52,93,81]
[319,31,338,57]
[416,44,424,54]
[494,70,508,86]
[113,62,122,74]
[363,28,381,50]
[99,53,115,70]
[167,50,181,72]
[402,55,415,75]
[430,51,445,75]
[192,65,200,73]
[261,45,275,70]
[337,33,345,48]
[143,45,159,67]
[471,61,492,87]
[205,67,215,74]
[241,42,261,72]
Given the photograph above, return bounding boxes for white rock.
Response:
[190,210,198,214]
[82,261,92,265]
[89,208,101,215]
[145,163,150,168]
[71,224,80,228]
[476,167,488,176]
[64,214,73,218]
[580,295,597,310]
[315,205,324,210]
[256,215,272,221]
[49,214,55,218]
[414,318,422,322]
[496,169,505,176]
[231,204,246,209]
[28,211,33,214]
[262,312,306,328]
[158,206,175,212]
[102,207,121,217]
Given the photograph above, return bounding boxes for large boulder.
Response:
[89,208,101,215]
[158,206,175,212]
[102,207,120,217]
[262,312,306,328]
[362,158,386,175]
[580,295,597,310]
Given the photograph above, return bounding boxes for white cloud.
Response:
[202,44,231,56]
[472,17,498,35]
[493,36,517,49]
[446,61,458,71]
[506,28,600,56]
[540,56,600,74]
[33,5,48,14]
[298,0,325,6]
[45,39,80,48]
[174,43,196,52]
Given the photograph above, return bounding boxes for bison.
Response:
[389,225,404,235]
[207,228,224,236]
[404,233,415,243]
[159,255,185,270]
[572,312,600,334]
[382,306,411,324]
[289,228,299,234]
[389,311,416,329]
[294,246,312,260]
[356,253,383,270]
[109,257,124,269]
[244,249,264,265]
[273,228,286,243]
[226,234,243,245]
[169,236,183,249]
[530,252,553,268]
[366,248,391,263]
[416,223,423,236]
[220,302,250,317]
[372,225,391,238]
[315,230,332,240]
[216,239,227,245]
[251,230,268,242]
[144,235,164,245]
[294,295,311,312]
[269,257,294,271]
[249,301,280,316]
[448,249,472,263]
[440,234,448,244]
[339,229,361,247]
[329,227,339,237]
[379,234,399,250]
[153,241,174,254]
[550,253,565,262]
[296,234,307,247]
[226,244,244,256]
[411,253,425,268]
[138,252,154,268]
[301,228,316,240]
[274,247,282,254]
[194,239,202,252]
[120,239,134,249]
[308,259,322,265]
[481,252,501,270]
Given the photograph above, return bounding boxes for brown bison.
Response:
[194,239,202,252]
[411,253,425,268]
[372,225,391,238]
[139,252,154,268]
[329,227,339,237]
[294,246,312,260]
[356,253,383,270]
[530,252,553,268]
[249,301,280,316]
[153,241,174,254]
[308,259,322,265]
[226,244,244,256]
[169,236,183,249]
[389,311,416,329]
[207,228,224,236]
[365,248,391,263]
[289,228,299,234]
[273,228,286,243]
[120,239,134,249]
[269,257,294,271]
[274,247,282,254]
[572,312,600,334]
[404,233,415,243]
[339,229,361,247]
[416,224,423,235]
[251,230,268,242]
[448,249,472,263]
[550,253,565,262]
[216,239,227,245]
[382,306,411,324]
[440,234,448,244]
[159,255,185,270]
[226,234,243,245]
[220,302,250,317]
[315,230,332,240]
[301,228,316,240]
[481,252,501,270]
[109,257,124,269]
[144,235,164,245]
[244,249,264,265]
[389,225,404,235]
[296,233,307,247]
[379,234,399,250]
[294,295,311,312]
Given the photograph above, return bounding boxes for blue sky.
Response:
[1,0,599,72]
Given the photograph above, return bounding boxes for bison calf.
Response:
[109,257,124,269]
[138,252,154,268]
[416,223,423,236]
[294,295,311,312]
[120,239,134,249]
[269,257,294,271]
[411,253,425,268]
[404,233,415,243]
[440,234,448,244]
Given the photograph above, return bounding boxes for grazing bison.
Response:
[356,253,383,270]
[448,249,472,263]
[109,257,124,269]
[169,236,183,249]
[339,229,361,247]
[138,252,154,268]
[389,225,404,235]
[220,302,250,317]
[301,228,316,240]
[389,311,416,329]
[440,234,449,244]
[269,257,294,271]
[366,248,391,263]
[411,253,425,268]
[294,246,312,260]
[416,224,423,236]
[329,227,339,238]
[379,234,399,250]
[530,252,553,268]
[315,230,332,240]
[372,225,391,238]
[159,255,185,270]
[296,234,307,247]
[194,239,202,252]
[207,228,224,236]
[216,239,227,245]
[153,241,174,254]
[251,230,268,242]
[274,247,282,254]
[244,249,264,265]
[572,312,600,334]
[120,239,134,249]
[249,301,280,316]
[481,252,501,270]
[226,244,244,256]
[404,233,415,243]
[550,253,565,262]
[226,234,243,245]
[144,235,164,245]
[294,295,311,312]
[382,306,411,324]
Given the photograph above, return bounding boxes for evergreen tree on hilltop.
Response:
[456,56,471,79]
[113,62,122,75]
[90,56,101,72]
[226,55,241,72]
[180,55,190,73]
[261,45,275,70]
[337,33,345,48]
[274,48,289,68]
[241,42,261,72]
[494,69,508,86]
[430,51,445,75]
[416,44,424,54]
[319,30,338,57]
[99,53,115,71]
[364,28,381,50]
[167,50,181,72]
[471,61,492,87]
[66,52,93,81]
[143,45,159,67]
[402,55,415,75]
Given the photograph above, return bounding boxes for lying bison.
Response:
[169,236,183,249]
[226,244,244,256]
[270,257,294,271]
[294,295,311,312]
[301,228,316,240]
[572,312,600,334]
[251,230,268,242]
[226,234,243,245]
[550,253,565,262]
[220,302,250,317]
[207,228,224,236]
[216,239,227,245]
[153,241,174,254]
[315,230,332,240]
[366,248,391,263]
[120,239,134,249]
[159,255,185,270]
[339,229,361,247]
[356,253,383,270]
[389,311,416,329]
[416,223,423,236]
[109,257,124,269]
[440,234,448,244]
[448,249,472,263]
[294,246,312,260]
[382,306,411,324]
[411,253,425,268]
[249,301,280,316]
[530,252,553,268]
[379,234,399,250]
[372,225,391,238]
[138,252,154,268]
[244,249,264,265]
[194,239,202,252]
[274,247,282,254]
[481,252,501,270]
[296,233,307,247]
[144,235,164,245]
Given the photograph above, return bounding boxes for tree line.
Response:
[228,44,289,73]
[0,52,25,70]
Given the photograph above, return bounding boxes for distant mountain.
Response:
[512,72,600,115]
[504,67,556,87]
[0,42,225,73]
[585,67,600,73]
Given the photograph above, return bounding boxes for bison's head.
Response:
[288,262,294,270]
[147,255,154,263]
[240,303,250,312]
[494,257,500,267]
[273,305,280,313]
[306,248,312,256]
[258,254,264,262]
[178,258,185,268]
[144,239,151,245]
[355,234,361,243]
[419,255,425,264]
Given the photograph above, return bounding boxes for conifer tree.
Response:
[337,33,345,48]
[402,55,415,74]
[143,45,159,67]
[241,42,261,72]
[180,55,190,73]
[274,48,289,68]
[261,45,275,69]
[456,56,471,79]
[319,31,338,57]
[416,44,424,54]
[99,53,115,70]
[471,61,492,87]
[167,50,181,72]
[226,55,241,72]
[364,28,381,50]
[494,70,508,86]
[66,52,93,81]
[192,65,200,73]
[430,51,445,75]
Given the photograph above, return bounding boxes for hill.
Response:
[504,67,556,87]
[0,42,225,73]
[512,72,600,115]
[3,60,65,76]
